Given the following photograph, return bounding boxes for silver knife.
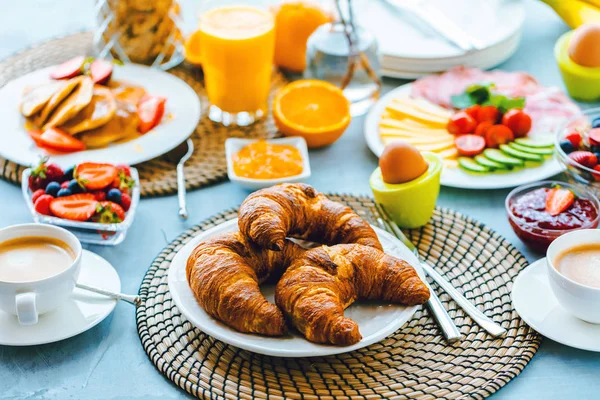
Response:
[376,203,506,338]
[374,207,462,342]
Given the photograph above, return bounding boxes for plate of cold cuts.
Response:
[364,67,580,189]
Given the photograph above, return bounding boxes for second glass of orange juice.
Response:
[198,1,275,126]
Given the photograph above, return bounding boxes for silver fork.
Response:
[374,203,506,338]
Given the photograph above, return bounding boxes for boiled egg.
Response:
[379,142,428,184]
[569,23,600,68]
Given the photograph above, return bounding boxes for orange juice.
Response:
[199,6,275,122]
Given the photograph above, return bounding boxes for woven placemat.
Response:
[136,195,540,400]
[0,32,285,196]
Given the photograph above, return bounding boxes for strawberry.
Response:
[34,194,54,216]
[546,187,575,216]
[110,169,135,193]
[120,192,132,212]
[92,201,125,223]
[75,162,118,190]
[49,194,98,222]
[565,131,583,148]
[589,128,600,146]
[31,189,46,204]
[28,157,64,191]
[92,191,107,201]
[568,151,598,168]
[115,164,131,177]
[61,181,70,189]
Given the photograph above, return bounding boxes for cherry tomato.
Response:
[477,105,500,124]
[474,121,493,137]
[502,109,532,138]
[485,125,514,148]
[454,134,486,156]
[464,105,481,120]
[447,111,477,135]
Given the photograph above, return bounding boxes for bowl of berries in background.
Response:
[505,180,600,253]
[556,107,600,193]
[21,158,140,245]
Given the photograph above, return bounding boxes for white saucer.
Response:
[512,258,600,353]
[0,250,120,346]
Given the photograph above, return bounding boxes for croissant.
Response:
[275,244,430,346]
[238,183,383,252]
[186,231,305,336]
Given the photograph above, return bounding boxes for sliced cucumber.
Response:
[514,137,555,149]
[484,149,524,167]
[458,157,490,173]
[509,142,555,156]
[500,144,544,162]
[474,154,509,170]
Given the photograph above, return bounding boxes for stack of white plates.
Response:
[358,0,526,79]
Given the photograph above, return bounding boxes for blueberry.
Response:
[592,117,600,129]
[106,188,122,204]
[64,166,75,181]
[559,139,574,154]
[68,179,82,194]
[45,181,61,197]
[57,188,72,197]
[592,145,600,154]
[594,152,600,162]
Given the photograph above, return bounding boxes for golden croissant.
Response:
[238,183,383,252]
[186,231,305,336]
[275,244,430,346]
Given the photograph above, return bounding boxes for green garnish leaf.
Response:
[451,81,525,113]
[451,92,475,109]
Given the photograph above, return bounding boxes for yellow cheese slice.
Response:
[437,147,458,160]
[444,159,459,169]
[413,141,456,152]
[385,102,448,126]
[379,124,451,137]
[380,133,454,145]
[393,96,453,119]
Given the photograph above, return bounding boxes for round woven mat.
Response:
[136,196,540,400]
[0,32,285,196]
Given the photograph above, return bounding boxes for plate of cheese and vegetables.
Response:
[364,67,580,189]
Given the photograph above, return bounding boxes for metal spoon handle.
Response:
[177,162,188,219]
[76,283,142,306]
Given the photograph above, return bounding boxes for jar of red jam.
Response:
[506,181,600,252]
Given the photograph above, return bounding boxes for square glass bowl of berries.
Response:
[21,158,140,245]
[557,107,600,192]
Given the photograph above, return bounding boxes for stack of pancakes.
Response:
[19,77,147,148]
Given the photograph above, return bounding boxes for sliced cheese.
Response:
[379,124,451,137]
[385,102,448,127]
[437,147,458,160]
[380,133,454,145]
[444,159,459,169]
[392,96,453,119]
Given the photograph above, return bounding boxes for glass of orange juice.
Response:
[198,0,276,126]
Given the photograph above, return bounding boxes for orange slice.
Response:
[273,80,351,148]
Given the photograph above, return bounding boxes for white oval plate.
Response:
[512,258,600,353]
[0,64,200,168]
[168,219,425,357]
[364,84,563,190]
[0,250,119,346]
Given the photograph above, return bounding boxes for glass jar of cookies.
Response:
[94,0,184,70]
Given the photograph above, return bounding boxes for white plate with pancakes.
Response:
[0,63,200,168]
[168,219,425,358]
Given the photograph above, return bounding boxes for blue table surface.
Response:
[1,1,599,399]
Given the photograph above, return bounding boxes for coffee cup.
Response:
[546,229,600,324]
[0,224,82,325]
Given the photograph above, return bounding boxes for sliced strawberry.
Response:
[50,56,85,80]
[569,151,598,168]
[34,194,54,216]
[589,128,600,146]
[594,165,600,182]
[90,59,113,85]
[28,129,44,146]
[138,95,166,134]
[565,131,583,148]
[93,201,125,223]
[75,162,118,190]
[546,187,575,216]
[49,194,98,222]
[39,128,86,153]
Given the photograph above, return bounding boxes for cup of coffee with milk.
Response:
[547,229,600,324]
[0,224,82,325]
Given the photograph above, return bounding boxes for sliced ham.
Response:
[411,66,581,136]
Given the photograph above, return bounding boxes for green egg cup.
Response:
[555,30,600,102]
[370,152,442,229]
